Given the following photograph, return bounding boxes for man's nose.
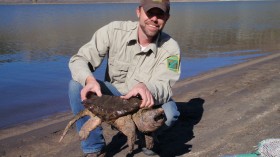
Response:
[149,15,158,21]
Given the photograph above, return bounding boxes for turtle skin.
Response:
[59,92,165,154]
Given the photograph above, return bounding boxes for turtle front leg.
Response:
[145,134,154,149]
[59,109,99,142]
[113,115,136,153]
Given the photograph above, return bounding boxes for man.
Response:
[68,0,181,156]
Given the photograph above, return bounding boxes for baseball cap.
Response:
[140,0,170,13]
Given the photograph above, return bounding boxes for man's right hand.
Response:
[80,75,102,101]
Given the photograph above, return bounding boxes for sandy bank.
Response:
[0,52,279,157]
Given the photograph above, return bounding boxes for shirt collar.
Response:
[127,23,138,45]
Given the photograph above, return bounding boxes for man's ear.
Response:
[166,14,170,21]
[136,6,141,18]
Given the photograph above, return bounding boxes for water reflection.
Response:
[167,1,280,57]
[0,4,138,62]
[1,2,280,62]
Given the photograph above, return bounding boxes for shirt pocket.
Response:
[109,59,130,83]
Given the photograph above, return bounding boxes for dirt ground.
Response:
[0,52,279,157]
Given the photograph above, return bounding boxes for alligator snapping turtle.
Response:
[59,92,165,153]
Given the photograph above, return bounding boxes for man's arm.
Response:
[122,54,180,108]
[123,47,181,107]
[139,39,181,105]
[146,54,181,104]
[68,23,111,99]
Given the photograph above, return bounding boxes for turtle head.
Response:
[133,108,166,132]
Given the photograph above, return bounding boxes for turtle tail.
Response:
[59,109,92,142]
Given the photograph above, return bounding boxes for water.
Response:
[0,1,280,128]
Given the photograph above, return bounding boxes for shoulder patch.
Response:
[167,55,180,72]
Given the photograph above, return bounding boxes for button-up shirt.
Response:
[69,21,180,104]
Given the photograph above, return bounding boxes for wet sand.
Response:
[0,52,280,157]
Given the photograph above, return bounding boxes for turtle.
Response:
[59,92,165,154]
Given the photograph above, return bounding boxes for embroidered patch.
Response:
[167,55,180,72]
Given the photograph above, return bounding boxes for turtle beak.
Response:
[153,108,166,122]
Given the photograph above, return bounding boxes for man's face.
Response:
[137,7,170,39]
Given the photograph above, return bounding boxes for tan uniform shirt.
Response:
[69,21,181,104]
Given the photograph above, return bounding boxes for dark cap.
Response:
[140,0,170,13]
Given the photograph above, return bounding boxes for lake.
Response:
[0,1,279,128]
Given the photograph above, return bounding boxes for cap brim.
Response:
[143,4,167,13]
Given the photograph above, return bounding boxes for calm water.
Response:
[0,1,280,128]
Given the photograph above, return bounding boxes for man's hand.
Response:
[121,83,154,108]
[80,76,102,101]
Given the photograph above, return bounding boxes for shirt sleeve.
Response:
[144,42,181,105]
[68,23,111,86]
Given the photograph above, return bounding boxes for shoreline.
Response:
[0,51,279,156]
[0,52,273,130]
[174,51,279,89]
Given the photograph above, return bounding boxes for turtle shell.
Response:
[82,92,141,121]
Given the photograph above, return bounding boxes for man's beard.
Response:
[140,21,161,39]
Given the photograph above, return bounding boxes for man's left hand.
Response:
[121,83,154,108]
